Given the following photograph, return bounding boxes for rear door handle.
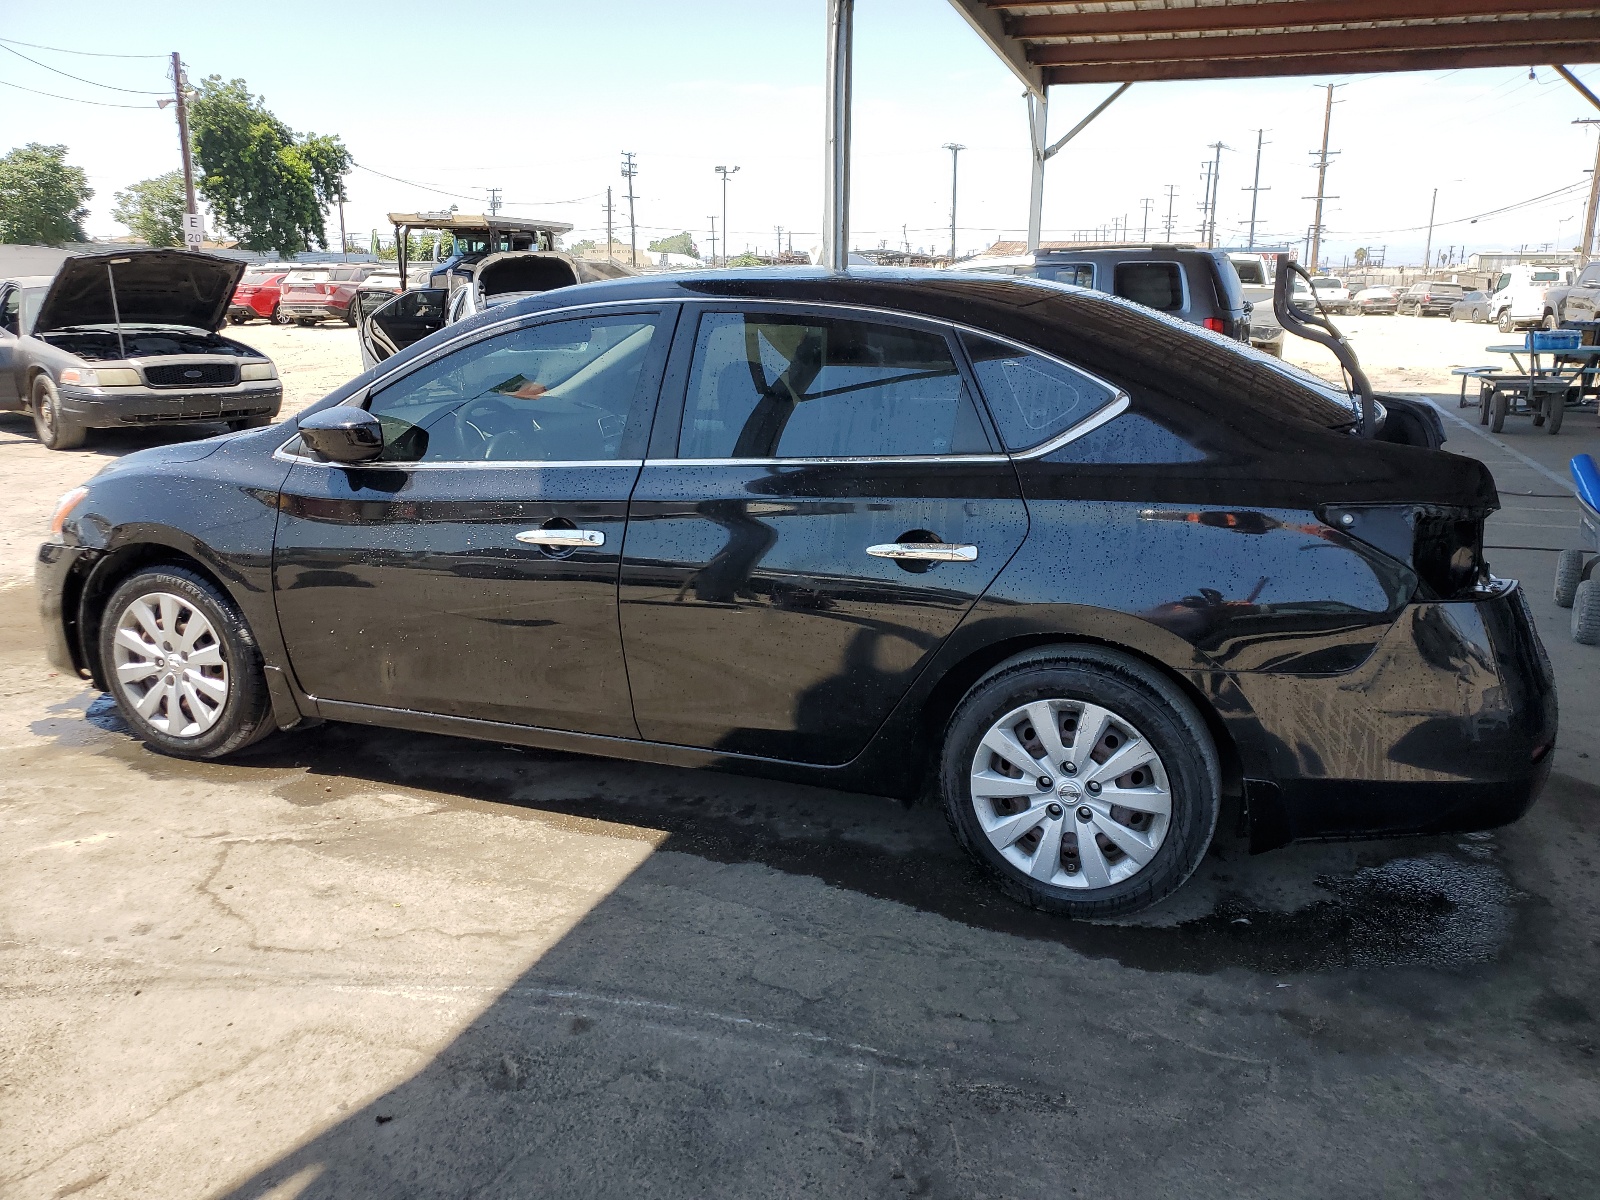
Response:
[516,528,605,547]
[866,541,977,562]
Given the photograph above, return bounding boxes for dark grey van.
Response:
[951,245,1251,344]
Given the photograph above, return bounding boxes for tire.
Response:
[98,567,274,759]
[1498,309,1516,334]
[343,304,359,327]
[1490,389,1509,433]
[1544,311,1560,331]
[31,375,86,450]
[270,305,287,326]
[296,319,316,328]
[1573,579,1600,645]
[1450,311,1459,323]
[1479,385,1492,425]
[1555,548,1586,608]
[939,646,1220,919]
[1549,392,1566,433]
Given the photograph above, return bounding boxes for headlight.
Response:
[57,368,139,387]
[241,361,278,381]
[50,486,87,536]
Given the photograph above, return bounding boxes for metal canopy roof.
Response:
[949,1,1600,89]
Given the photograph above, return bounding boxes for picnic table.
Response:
[1462,341,1600,433]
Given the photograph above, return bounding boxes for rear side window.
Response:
[1114,262,1184,311]
[1038,264,1094,287]
[679,311,992,459]
[962,333,1118,451]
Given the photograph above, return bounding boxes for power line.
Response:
[1336,180,1588,236]
[0,36,166,59]
[0,41,164,93]
[0,76,152,108]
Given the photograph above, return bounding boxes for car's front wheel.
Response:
[1498,309,1516,333]
[940,647,1219,919]
[31,375,85,450]
[98,567,274,759]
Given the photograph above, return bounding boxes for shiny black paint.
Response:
[35,269,1557,853]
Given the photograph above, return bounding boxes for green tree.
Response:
[726,251,764,267]
[111,171,186,247]
[0,143,92,245]
[187,76,351,255]
[647,231,699,258]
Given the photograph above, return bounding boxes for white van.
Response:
[1489,263,1575,332]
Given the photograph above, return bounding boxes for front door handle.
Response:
[866,541,977,562]
[516,528,605,548]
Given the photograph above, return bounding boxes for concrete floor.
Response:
[3,317,1599,1199]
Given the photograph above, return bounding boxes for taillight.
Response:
[1203,317,1227,333]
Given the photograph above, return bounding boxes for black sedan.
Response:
[35,269,1556,917]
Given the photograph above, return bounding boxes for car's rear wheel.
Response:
[31,376,85,451]
[1544,312,1560,331]
[270,304,287,325]
[940,647,1219,919]
[1498,309,1516,333]
[1573,579,1600,645]
[98,567,274,759]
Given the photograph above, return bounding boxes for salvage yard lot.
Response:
[3,313,1599,1197]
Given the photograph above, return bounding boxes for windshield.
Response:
[1311,278,1343,289]
[1532,271,1560,282]
[19,287,45,333]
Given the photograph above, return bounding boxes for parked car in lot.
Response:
[951,245,1251,345]
[227,266,293,325]
[359,251,635,367]
[1450,290,1492,322]
[277,264,381,326]
[1397,282,1463,316]
[1309,275,1352,314]
[0,249,282,449]
[1352,285,1398,315]
[1489,263,1575,332]
[1539,260,1600,329]
[1227,252,1313,357]
[36,268,1555,918]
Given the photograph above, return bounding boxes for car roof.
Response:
[3,276,54,288]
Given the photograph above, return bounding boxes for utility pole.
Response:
[1574,119,1600,265]
[1243,128,1270,250]
[1422,187,1439,273]
[942,143,965,263]
[1163,184,1177,240]
[775,225,784,260]
[620,152,638,268]
[1306,83,1342,273]
[715,164,739,266]
[604,188,615,261]
[1198,159,1215,244]
[707,215,717,266]
[487,187,502,216]
[1139,197,1154,241]
[1204,142,1228,248]
[168,52,199,251]
[338,199,348,261]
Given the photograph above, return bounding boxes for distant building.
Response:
[1468,250,1578,273]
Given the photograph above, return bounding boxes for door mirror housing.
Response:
[298,406,385,463]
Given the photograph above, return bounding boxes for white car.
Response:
[1309,276,1352,314]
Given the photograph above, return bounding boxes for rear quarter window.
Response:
[1038,264,1094,288]
[962,332,1118,449]
[1114,262,1185,311]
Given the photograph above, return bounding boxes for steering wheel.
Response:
[452,396,520,459]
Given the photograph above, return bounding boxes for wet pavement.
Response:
[3,324,1600,1197]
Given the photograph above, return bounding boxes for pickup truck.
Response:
[1490,263,1576,332]
[1229,253,1316,356]
[1539,260,1600,329]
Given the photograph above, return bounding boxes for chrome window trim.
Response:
[644,454,1012,467]
[272,440,644,471]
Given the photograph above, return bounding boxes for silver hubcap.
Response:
[111,592,229,737]
[969,699,1172,890]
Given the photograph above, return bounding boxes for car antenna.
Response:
[107,257,131,361]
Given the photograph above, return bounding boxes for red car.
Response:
[277,264,380,326]
[227,269,289,325]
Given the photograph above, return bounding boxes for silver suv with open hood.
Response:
[0,249,282,450]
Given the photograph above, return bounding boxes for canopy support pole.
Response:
[1026,83,1132,254]
[822,0,854,270]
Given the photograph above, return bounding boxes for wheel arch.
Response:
[911,632,1245,807]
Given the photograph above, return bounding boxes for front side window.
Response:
[1,290,17,335]
[1114,262,1184,311]
[679,311,991,459]
[366,313,659,463]
[962,333,1118,450]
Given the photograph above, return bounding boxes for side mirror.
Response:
[298,407,385,464]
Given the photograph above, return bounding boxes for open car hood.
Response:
[33,249,246,334]
[473,251,634,298]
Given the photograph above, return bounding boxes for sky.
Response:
[4,0,1600,269]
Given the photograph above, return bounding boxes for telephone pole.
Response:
[942,143,965,262]
[1139,197,1154,241]
[487,187,502,216]
[1163,184,1178,239]
[707,215,717,266]
[1306,83,1342,273]
[775,225,784,259]
[1198,159,1215,244]
[1422,187,1439,272]
[1574,119,1600,265]
[604,188,615,261]
[715,164,739,266]
[620,152,639,268]
[1243,128,1271,249]
[168,52,199,251]
[1204,142,1229,248]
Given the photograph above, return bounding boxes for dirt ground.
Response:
[3,312,1599,1199]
